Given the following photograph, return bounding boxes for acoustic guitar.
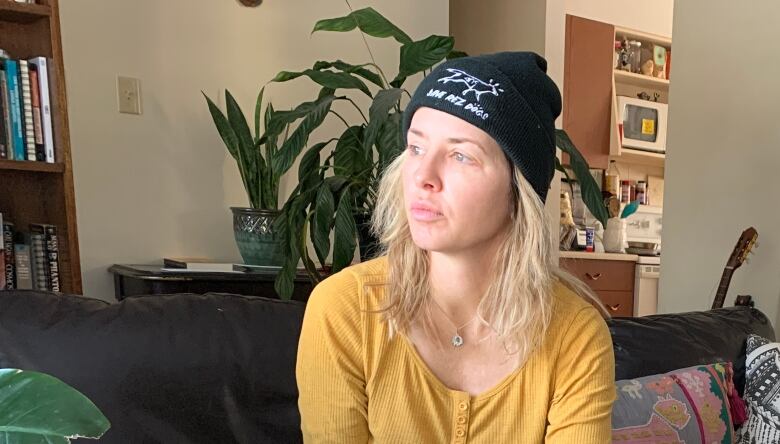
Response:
[711,227,758,309]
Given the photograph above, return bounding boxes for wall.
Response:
[658,0,780,327]
[59,0,449,301]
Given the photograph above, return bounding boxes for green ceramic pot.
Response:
[231,207,286,266]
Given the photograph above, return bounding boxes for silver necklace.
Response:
[429,297,478,348]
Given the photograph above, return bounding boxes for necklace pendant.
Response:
[452,334,464,347]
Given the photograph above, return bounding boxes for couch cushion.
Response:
[612,362,736,443]
[0,290,305,444]
[608,307,775,396]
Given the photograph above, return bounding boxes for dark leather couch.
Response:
[0,290,774,443]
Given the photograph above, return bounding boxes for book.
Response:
[162,257,236,272]
[4,60,25,161]
[28,57,53,163]
[43,224,60,292]
[14,234,32,290]
[0,64,8,160]
[2,217,15,290]
[18,60,35,161]
[0,213,5,289]
[28,63,45,161]
[29,224,49,291]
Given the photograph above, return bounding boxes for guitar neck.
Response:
[712,267,735,309]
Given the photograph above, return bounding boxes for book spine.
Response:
[2,219,15,290]
[0,213,4,289]
[43,224,60,292]
[29,224,49,291]
[14,239,32,290]
[28,64,45,161]
[1,63,14,160]
[5,60,24,161]
[18,61,36,161]
[29,57,53,163]
[0,65,8,160]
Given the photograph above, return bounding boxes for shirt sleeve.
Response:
[296,270,369,443]
[545,306,616,443]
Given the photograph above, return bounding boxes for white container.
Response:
[603,217,628,253]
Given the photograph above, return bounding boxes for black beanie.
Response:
[402,51,562,204]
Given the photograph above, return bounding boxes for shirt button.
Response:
[457,416,467,424]
[456,429,465,437]
[458,401,468,411]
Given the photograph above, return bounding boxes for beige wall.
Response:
[659,0,780,328]
[59,0,449,301]
[450,0,546,56]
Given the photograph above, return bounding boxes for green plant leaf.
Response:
[226,89,259,205]
[0,369,110,442]
[203,92,239,160]
[377,112,404,173]
[332,188,357,272]
[266,89,332,139]
[391,35,454,87]
[272,69,372,97]
[312,185,335,266]
[254,87,265,142]
[555,129,609,228]
[298,140,336,193]
[271,94,337,174]
[333,126,366,177]
[312,60,384,88]
[363,88,402,153]
[447,50,468,60]
[312,7,412,45]
[555,156,576,200]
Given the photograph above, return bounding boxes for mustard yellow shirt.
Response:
[296,256,615,443]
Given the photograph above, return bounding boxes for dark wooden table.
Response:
[108,264,316,302]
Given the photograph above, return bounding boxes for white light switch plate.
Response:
[117,76,142,115]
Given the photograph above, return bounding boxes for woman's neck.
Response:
[427,244,500,324]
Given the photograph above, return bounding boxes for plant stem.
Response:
[340,97,369,123]
[345,0,379,76]
[329,110,351,128]
[366,62,390,88]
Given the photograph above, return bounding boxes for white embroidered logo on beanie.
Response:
[425,68,505,120]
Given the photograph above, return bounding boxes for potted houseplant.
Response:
[203,88,290,266]
[266,5,614,299]
[265,5,467,298]
[0,368,110,442]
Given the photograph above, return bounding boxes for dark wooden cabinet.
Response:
[560,257,635,317]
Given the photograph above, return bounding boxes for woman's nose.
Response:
[413,154,442,192]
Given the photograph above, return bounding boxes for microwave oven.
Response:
[617,96,668,153]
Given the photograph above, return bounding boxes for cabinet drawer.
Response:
[596,290,634,317]
[559,258,635,291]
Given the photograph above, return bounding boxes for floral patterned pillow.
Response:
[612,363,737,443]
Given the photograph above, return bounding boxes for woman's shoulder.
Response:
[548,281,609,339]
[305,256,390,316]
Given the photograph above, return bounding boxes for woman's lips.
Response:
[410,204,443,221]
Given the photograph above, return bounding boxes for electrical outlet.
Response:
[117,76,142,115]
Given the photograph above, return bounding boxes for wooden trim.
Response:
[0,159,65,173]
[0,2,50,24]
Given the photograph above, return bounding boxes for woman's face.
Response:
[402,107,514,255]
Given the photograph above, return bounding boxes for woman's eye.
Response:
[453,152,471,163]
[407,145,422,156]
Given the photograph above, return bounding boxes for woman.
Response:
[297,52,615,443]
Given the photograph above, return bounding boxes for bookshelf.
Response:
[0,0,81,294]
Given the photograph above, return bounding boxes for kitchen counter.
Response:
[558,251,639,262]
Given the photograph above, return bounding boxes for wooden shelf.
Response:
[0,159,65,173]
[614,70,669,90]
[613,148,666,167]
[0,2,50,23]
[615,26,672,47]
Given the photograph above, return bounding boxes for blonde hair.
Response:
[370,150,608,361]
